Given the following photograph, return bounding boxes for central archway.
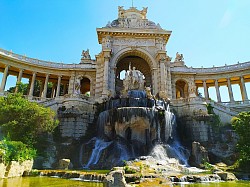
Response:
[110,47,158,95]
[115,55,152,93]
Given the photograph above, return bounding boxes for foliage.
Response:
[0,138,36,164]
[7,81,54,97]
[124,166,137,174]
[232,111,250,171]
[0,93,59,148]
[206,103,214,114]
[203,161,214,171]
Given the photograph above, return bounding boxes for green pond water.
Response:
[0,177,249,187]
[174,181,250,187]
[0,177,103,187]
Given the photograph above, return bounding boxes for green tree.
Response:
[0,93,58,148]
[232,111,250,171]
[7,81,53,97]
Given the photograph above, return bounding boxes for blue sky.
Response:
[0,0,250,101]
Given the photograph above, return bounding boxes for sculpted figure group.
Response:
[81,49,91,60]
[123,63,145,92]
[175,52,184,62]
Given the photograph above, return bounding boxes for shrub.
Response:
[0,93,58,148]
[232,111,250,171]
[0,138,36,165]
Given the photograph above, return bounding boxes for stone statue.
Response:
[74,79,81,94]
[122,63,145,92]
[81,49,91,60]
[175,52,184,61]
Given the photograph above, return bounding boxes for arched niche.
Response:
[80,77,91,96]
[175,79,188,99]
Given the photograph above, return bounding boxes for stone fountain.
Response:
[79,64,189,170]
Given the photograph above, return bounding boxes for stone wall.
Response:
[0,160,33,178]
[58,100,95,139]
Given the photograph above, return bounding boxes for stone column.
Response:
[15,69,23,93]
[240,76,248,101]
[0,65,9,93]
[39,81,44,97]
[28,72,36,98]
[102,55,110,96]
[63,83,67,95]
[51,83,56,98]
[203,80,209,99]
[227,78,234,102]
[214,79,221,102]
[42,74,49,98]
[56,76,62,97]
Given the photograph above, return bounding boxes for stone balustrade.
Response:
[171,61,250,73]
[0,48,96,69]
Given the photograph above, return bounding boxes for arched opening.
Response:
[80,77,91,96]
[176,80,188,99]
[115,56,152,93]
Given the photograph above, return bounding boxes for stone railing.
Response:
[207,100,238,116]
[220,100,250,106]
[171,96,206,105]
[171,61,250,74]
[0,48,96,69]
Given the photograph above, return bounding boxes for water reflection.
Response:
[0,177,103,187]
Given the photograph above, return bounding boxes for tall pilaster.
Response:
[240,76,248,101]
[102,52,111,97]
[203,80,209,99]
[227,78,234,102]
[29,72,36,97]
[0,65,10,93]
[56,76,62,97]
[152,68,158,95]
[159,59,166,92]
[214,79,221,102]
[15,69,24,93]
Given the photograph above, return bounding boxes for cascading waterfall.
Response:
[80,90,191,170]
[84,138,112,168]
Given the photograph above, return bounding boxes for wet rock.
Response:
[189,141,209,167]
[170,176,179,182]
[58,158,71,170]
[216,172,238,181]
[104,169,131,187]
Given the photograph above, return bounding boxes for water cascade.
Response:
[79,88,192,170]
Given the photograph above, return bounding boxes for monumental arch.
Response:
[0,6,250,138]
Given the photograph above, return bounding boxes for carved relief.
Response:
[113,38,155,47]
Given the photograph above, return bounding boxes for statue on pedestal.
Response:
[122,63,145,94]
[81,49,91,60]
[175,52,184,62]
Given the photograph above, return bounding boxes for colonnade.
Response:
[0,65,68,99]
[200,76,249,103]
